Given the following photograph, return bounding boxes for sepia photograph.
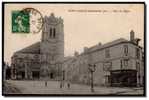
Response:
[2,2,146,96]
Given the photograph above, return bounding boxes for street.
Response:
[5,80,143,95]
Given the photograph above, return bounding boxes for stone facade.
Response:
[11,13,64,80]
[63,30,144,87]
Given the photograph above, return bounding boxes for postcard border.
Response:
[1,1,147,97]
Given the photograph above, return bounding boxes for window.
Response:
[34,55,39,60]
[136,48,140,59]
[105,48,110,58]
[50,28,52,37]
[121,59,129,69]
[124,45,128,56]
[103,62,112,71]
[53,28,56,38]
[124,59,129,67]
[49,28,56,38]
[120,60,123,69]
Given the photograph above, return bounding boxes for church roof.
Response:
[15,42,41,54]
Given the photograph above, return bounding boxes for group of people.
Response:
[60,81,71,89]
[44,81,71,89]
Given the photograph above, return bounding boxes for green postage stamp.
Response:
[12,11,30,33]
[11,8,43,33]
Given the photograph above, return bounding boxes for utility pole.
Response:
[88,64,96,92]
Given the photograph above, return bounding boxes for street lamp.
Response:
[62,70,65,88]
[88,64,96,92]
[42,53,49,87]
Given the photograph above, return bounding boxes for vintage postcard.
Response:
[2,2,145,96]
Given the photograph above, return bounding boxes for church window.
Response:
[53,28,56,38]
[50,28,52,37]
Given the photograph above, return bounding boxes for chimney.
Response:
[130,30,135,41]
[50,13,55,17]
[98,42,102,46]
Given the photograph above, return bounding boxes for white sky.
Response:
[4,4,144,64]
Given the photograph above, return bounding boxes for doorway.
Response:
[32,71,40,79]
[50,73,54,79]
[21,71,25,79]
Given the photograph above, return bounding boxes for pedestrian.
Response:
[60,82,62,88]
[45,81,47,87]
[67,82,70,89]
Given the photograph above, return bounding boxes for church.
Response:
[11,13,64,80]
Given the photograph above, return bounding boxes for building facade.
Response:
[63,30,144,87]
[11,13,64,80]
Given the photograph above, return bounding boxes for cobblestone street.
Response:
[5,80,144,95]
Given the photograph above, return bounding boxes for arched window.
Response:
[50,28,52,37]
[53,28,56,38]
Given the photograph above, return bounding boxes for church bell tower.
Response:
[40,13,64,79]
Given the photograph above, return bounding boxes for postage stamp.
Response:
[12,8,43,33]
[12,10,30,33]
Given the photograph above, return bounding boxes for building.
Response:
[3,62,11,80]
[10,13,144,87]
[11,13,64,80]
[63,30,144,87]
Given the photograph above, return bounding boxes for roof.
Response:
[87,38,128,53]
[15,42,41,54]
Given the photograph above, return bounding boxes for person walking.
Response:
[60,81,62,88]
[67,81,70,89]
[45,81,47,87]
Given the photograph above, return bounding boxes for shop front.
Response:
[110,70,137,87]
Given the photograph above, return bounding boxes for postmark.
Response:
[12,8,43,34]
